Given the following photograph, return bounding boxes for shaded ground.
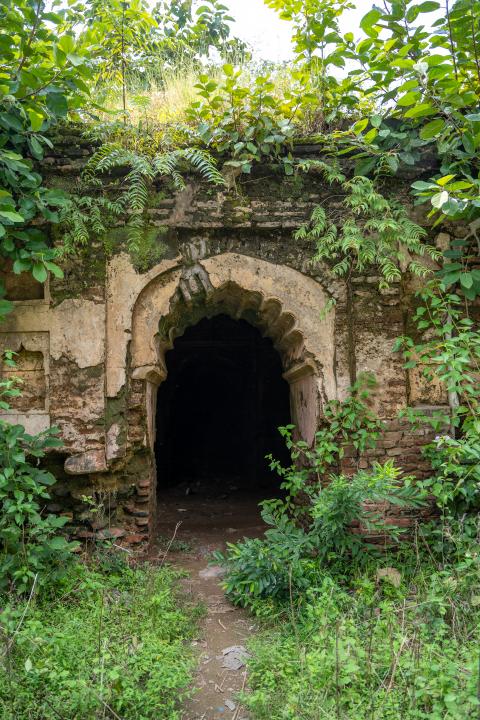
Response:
[154,481,269,720]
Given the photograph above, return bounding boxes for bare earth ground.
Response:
[153,482,269,720]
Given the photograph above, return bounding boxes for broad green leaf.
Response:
[46,92,68,117]
[364,128,378,144]
[353,118,368,134]
[360,9,382,37]
[419,119,445,139]
[431,191,449,209]
[28,136,43,159]
[411,180,437,191]
[446,181,473,191]
[385,155,399,174]
[441,272,461,287]
[436,175,456,187]
[462,133,475,154]
[58,34,75,54]
[0,210,24,223]
[460,273,473,289]
[32,263,48,283]
[397,79,419,93]
[13,259,31,274]
[354,156,377,176]
[404,103,436,118]
[417,1,440,12]
[66,53,84,67]
[48,536,69,550]
[397,92,420,107]
[27,109,44,132]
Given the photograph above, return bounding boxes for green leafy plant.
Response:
[216,460,424,607]
[265,0,361,131]
[344,0,480,223]
[187,64,304,175]
[395,284,480,434]
[243,547,480,720]
[434,233,480,301]
[0,359,76,594]
[0,420,74,595]
[422,433,480,514]
[80,0,157,114]
[295,167,441,287]
[150,0,244,68]
[395,281,480,542]
[268,373,383,509]
[0,0,95,319]
[0,558,200,719]
[215,375,424,607]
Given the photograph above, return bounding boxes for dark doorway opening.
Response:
[155,315,291,534]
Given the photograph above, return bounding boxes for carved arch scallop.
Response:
[130,253,336,446]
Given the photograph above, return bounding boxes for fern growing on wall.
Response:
[83,144,225,250]
[60,194,126,255]
[61,144,225,255]
[296,162,442,287]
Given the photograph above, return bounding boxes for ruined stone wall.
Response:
[0,127,456,545]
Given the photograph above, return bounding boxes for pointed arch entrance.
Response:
[128,252,336,535]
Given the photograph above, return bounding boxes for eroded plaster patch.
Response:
[50,299,105,368]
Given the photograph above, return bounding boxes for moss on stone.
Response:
[129,227,170,273]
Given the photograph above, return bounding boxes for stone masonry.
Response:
[0,127,459,546]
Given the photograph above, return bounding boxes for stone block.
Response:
[64,449,107,475]
[96,527,126,540]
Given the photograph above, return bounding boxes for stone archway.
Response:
[130,252,336,453]
[104,251,337,540]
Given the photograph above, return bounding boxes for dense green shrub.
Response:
[0,420,77,595]
[216,461,425,607]
[0,360,77,595]
[187,65,303,175]
[0,555,200,720]
[243,551,480,720]
[215,377,425,607]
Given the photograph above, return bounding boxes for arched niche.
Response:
[130,253,336,447]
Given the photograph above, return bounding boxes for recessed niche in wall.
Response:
[1,347,46,411]
[0,332,49,413]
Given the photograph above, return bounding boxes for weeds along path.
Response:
[154,486,267,720]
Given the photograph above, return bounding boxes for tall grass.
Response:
[92,60,294,128]
[94,61,219,126]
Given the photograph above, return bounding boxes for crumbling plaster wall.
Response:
[0,133,455,543]
[0,296,105,444]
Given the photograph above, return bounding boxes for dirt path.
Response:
[154,485,268,720]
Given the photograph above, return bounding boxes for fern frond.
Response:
[294,224,308,240]
[83,143,122,179]
[379,258,401,283]
[298,159,346,185]
[409,260,434,278]
[125,170,149,212]
[182,148,225,186]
